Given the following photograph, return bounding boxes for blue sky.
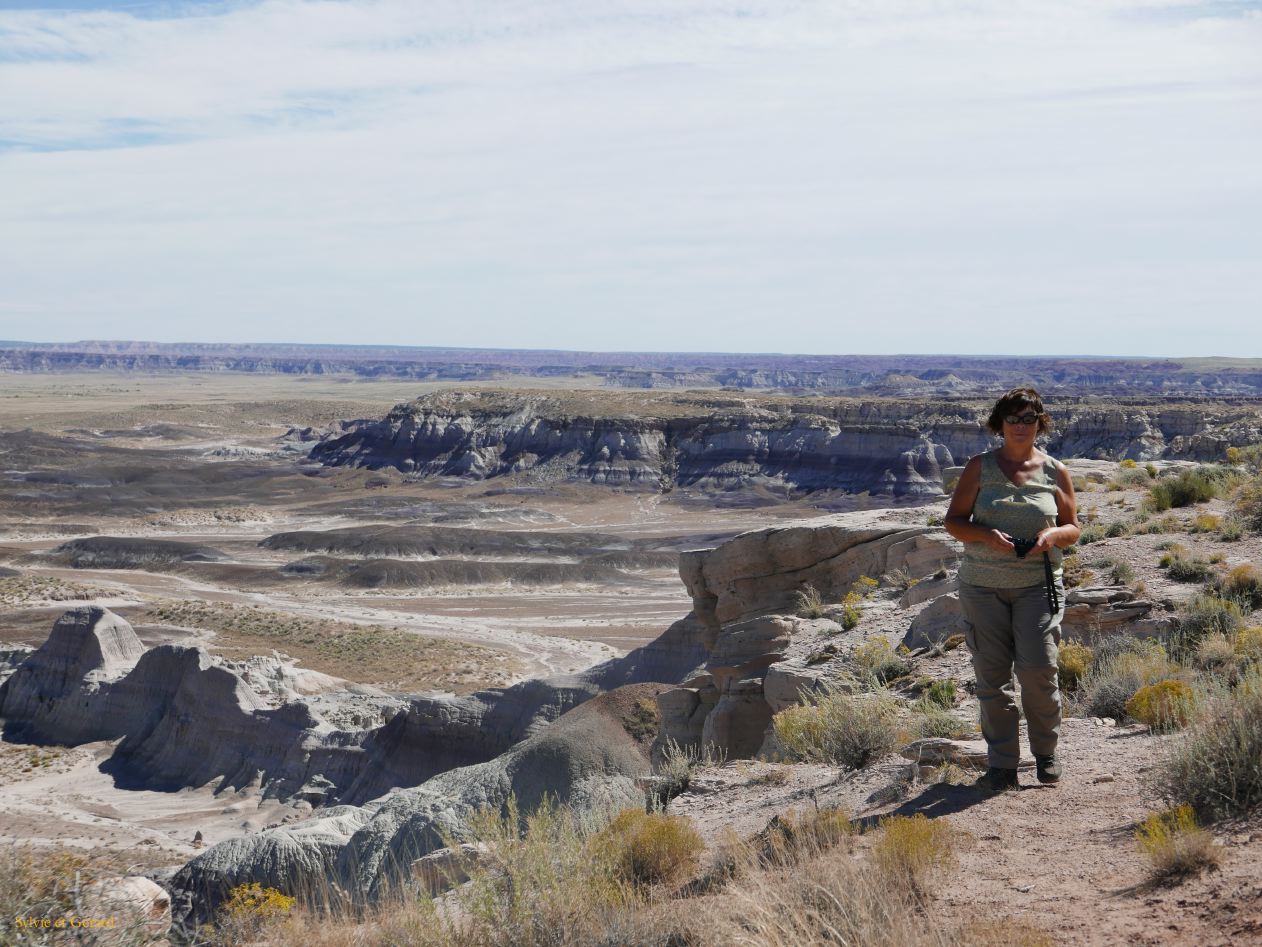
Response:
[0,0,1259,355]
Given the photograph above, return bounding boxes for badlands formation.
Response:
[1,372,1261,944]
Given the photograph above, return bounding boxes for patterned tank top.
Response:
[958,450,1064,589]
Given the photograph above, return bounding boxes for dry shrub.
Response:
[942,633,966,651]
[758,807,856,866]
[1135,804,1220,879]
[1234,476,1262,532]
[652,738,725,807]
[871,814,957,899]
[1174,594,1245,658]
[1236,627,1262,662]
[595,809,704,889]
[793,584,829,619]
[1074,637,1178,720]
[706,844,953,947]
[911,701,970,739]
[1195,634,1237,670]
[1125,680,1195,731]
[852,636,913,683]
[1214,564,1262,609]
[1057,641,1093,692]
[1190,512,1222,533]
[773,684,899,769]
[1153,668,1262,820]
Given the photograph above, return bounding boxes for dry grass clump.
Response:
[1153,668,1262,821]
[1236,626,1262,662]
[773,684,899,769]
[758,806,856,866]
[705,840,954,947]
[1125,679,1195,731]
[1234,476,1262,532]
[793,584,829,619]
[651,738,726,808]
[144,600,524,693]
[851,636,913,683]
[595,810,705,889]
[871,814,958,900]
[1135,805,1220,880]
[1210,563,1262,610]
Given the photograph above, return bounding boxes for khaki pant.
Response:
[959,580,1064,769]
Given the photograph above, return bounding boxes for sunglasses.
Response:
[1004,412,1042,426]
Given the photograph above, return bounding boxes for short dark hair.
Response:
[986,386,1051,435]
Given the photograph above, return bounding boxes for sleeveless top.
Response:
[958,450,1064,589]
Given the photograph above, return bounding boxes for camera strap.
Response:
[1042,552,1060,614]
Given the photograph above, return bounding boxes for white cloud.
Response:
[0,0,1259,353]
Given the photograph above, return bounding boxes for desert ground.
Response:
[2,372,1260,947]
[0,372,825,867]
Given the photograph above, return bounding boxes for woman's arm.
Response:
[944,455,1015,553]
[1032,462,1081,555]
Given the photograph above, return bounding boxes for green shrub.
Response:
[1125,679,1195,731]
[1109,561,1135,585]
[1174,594,1245,658]
[773,684,899,770]
[1147,465,1239,511]
[1153,668,1262,820]
[1217,518,1245,541]
[1162,553,1213,583]
[918,678,957,708]
[1057,641,1093,692]
[1077,524,1106,545]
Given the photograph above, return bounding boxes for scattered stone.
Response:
[1092,775,1115,784]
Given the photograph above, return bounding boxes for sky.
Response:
[0,0,1259,356]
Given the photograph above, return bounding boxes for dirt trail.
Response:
[674,718,1262,946]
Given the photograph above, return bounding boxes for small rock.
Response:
[1092,717,1104,726]
[1103,717,1117,726]
[1015,884,1034,893]
[1092,774,1115,784]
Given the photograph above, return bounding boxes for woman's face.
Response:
[1001,405,1042,446]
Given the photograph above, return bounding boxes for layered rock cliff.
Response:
[308,391,1262,497]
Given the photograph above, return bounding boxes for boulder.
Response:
[903,593,968,650]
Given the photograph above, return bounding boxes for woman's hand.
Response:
[1030,527,1062,556]
[985,529,1016,554]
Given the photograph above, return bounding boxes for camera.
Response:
[1012,538,1038,559]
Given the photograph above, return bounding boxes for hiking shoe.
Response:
[974,767,1019,792]
[1035,754,1062,784]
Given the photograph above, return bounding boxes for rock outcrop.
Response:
[307,391,1262,497]
[171,684,667,925]
[656,513,964,759]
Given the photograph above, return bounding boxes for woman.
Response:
[944,386,1080,791]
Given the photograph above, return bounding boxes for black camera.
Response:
[1012,538,1037,559]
